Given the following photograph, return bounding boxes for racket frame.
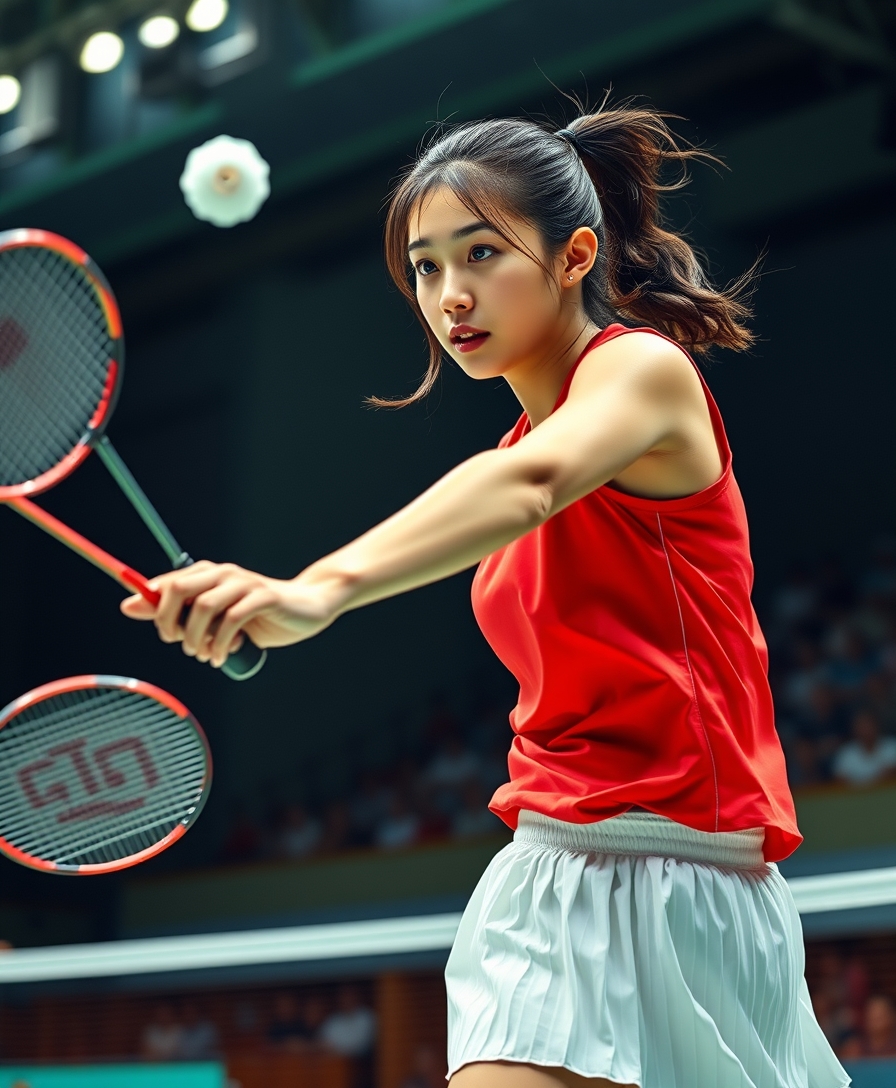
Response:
[0,228,124,501]
[0,228,267,680]
[0,674,212,874]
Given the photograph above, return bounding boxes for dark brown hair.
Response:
[373,97,757,408]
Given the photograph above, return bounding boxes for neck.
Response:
[504,319,602,428]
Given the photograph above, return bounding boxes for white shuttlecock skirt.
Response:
[445,810,851,1088]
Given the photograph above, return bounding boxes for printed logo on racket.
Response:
[17,735,161,824]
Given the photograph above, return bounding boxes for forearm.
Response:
[296,449,551,614]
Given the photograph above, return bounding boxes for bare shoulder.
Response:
[567,329,701,404]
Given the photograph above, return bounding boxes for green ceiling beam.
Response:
[0,101,221,221]
[290,0,522,88]
[276,0,779,197]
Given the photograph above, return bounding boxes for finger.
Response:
[182,581,251,658]
[209,588,273,667]
[153,567,238,643]
[120,594,156,619]
[200,631,245,666]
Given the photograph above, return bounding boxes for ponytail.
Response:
[376,97,757,408]
[558,106,756,354]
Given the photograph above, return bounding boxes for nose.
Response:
[439,272,473,314]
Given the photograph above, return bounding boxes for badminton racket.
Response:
[0,227,266,681]
[0,674,211,874]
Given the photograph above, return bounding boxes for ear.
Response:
[561,227,598,288]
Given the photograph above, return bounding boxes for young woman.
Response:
[122,103,851,1088]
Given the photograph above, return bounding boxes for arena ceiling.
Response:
[0,0,893,318]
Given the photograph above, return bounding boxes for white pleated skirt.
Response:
[445,810,852,1087]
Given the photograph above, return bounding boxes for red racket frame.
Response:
[0,228,124,501]
[7,495,162,607]
[0,675,212,874]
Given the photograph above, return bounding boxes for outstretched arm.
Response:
[121,334,692,666]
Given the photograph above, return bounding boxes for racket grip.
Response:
[172,559,268,682]
[221,639,268,681]
[171,602,267,680]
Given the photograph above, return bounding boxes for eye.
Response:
[470,244,495,262]
[414,258,438,277]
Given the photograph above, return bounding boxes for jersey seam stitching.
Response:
[656,512,720,831]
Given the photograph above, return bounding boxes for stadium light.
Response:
[0,74,21,114]
[80,31,125,73]
[186,0,229,33]
[139,15,181,48]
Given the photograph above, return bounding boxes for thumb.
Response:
[120,593,156,619]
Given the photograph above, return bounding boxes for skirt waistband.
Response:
[514,810,767,869]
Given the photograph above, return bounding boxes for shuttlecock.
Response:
[179,135,270,227]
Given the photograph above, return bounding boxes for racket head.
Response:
[0,229,124,500]
[0,675,211,874]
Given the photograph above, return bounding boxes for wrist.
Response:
[292,558,362,619]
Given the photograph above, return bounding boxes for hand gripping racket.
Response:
[0,228,266,681]
[0,675,211,874]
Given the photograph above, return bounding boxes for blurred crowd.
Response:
[141,982,377,1069]
[218,695,511,866]
[810,945,896,1060]
[764,534,896,791]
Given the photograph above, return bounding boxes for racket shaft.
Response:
[95,438,190,569]
[94,438,267,680]
[6,496,159,605]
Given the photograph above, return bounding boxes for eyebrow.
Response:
[407,220,496,253]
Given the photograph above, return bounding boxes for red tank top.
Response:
[472,324,801,863]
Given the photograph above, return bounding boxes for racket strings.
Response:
[0,260,106,450]
[0,254,110,475]
[0,700,201,833]
[0,690,205,814]
[0,247,117,488]
[0,700,205,865]
[0,687,207,868]
[2,251,113,454]
[0,709,203,852]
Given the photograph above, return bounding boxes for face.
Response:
[408,186,573,382]
[866,997,895,1033]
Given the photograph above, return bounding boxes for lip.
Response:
[449,324,490,353]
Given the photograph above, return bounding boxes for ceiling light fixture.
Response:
[139,15,181,48]
[80,31,125,73]
[186,0,229,33]
[0,75,21,114]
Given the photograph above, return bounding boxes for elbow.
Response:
[524,479,555,527]
[481,448,556,528]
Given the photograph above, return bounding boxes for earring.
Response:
[567,275,574,281]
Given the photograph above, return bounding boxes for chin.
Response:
[457,360,505,381]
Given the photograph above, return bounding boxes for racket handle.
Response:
[221,639,268,681]
[175,557,268,682]
[113,571,268,680]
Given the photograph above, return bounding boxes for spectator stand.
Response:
[765,536,896,795]
[210,683,514,875]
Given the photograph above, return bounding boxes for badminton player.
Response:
[123,101,851,1088]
